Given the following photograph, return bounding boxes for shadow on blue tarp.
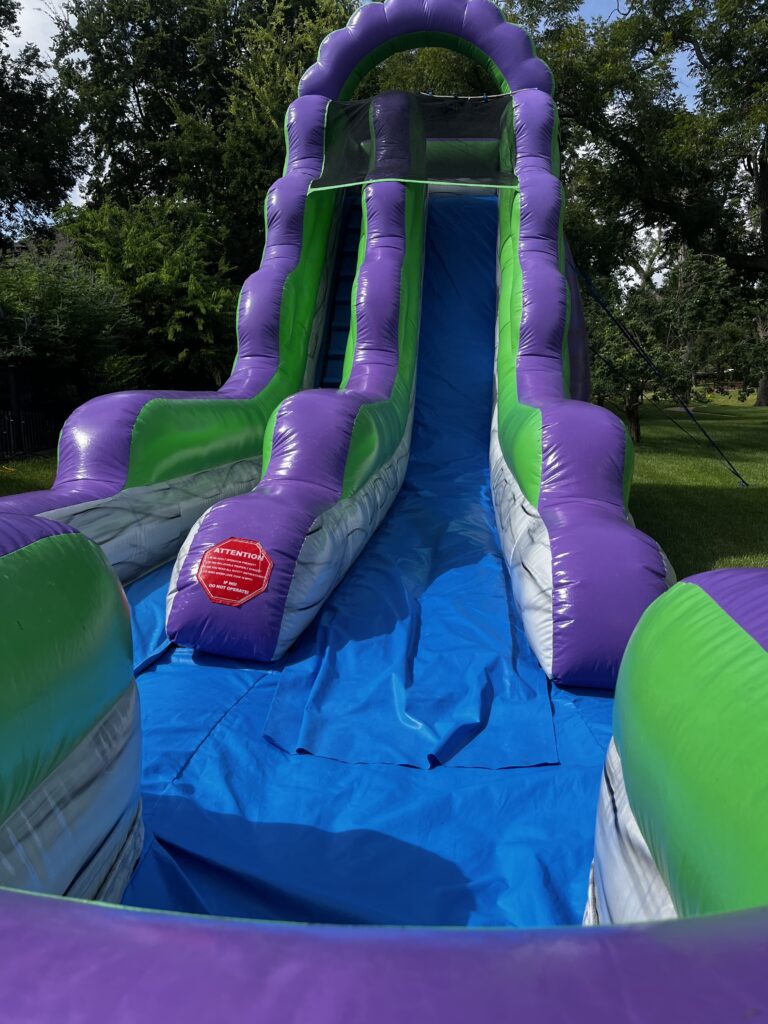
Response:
[128,801,477,925]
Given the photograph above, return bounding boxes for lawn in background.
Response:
[0,397,765,579]
[0,455,56,496]
[630,395,768,578]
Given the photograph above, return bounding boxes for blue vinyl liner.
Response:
[123,197,613,927]
[128,564,173,672]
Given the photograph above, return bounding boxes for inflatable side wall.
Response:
[0,96,344,582]
[0,516,141,899]
[587,569,768,923]
[1,884,767,1020]
[491,87,670,687]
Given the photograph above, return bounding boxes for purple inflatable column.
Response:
[167,93,423,661]
[512,90,669,685]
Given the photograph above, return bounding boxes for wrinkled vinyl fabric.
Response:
[127,565,175,672]
[0,517,142,901]
[47,456,262,584]
[124,632,611,925]
[123,197,613,927]
[584,738,676,925]
[0,686,142,900]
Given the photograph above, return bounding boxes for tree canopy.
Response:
[0,0,765,414]
[0,0,82,245]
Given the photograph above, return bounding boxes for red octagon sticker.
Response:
[197,537,273,607]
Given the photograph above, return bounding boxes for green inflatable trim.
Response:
[0,533,134,824]
[614,581,768,917]
[338,31,512,101]
[339,190,370,391]
[496,183,543,506]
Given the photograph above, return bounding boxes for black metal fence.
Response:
[0,367,67,459]
[0,406,60,459]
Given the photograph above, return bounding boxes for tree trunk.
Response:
[756,372,768,407]
[625,399,641,443]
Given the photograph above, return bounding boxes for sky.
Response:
[7,1,55,56]
[579,0,696,103]
[580,0,625,19]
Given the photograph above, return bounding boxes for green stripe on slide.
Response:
[340,186,370,391]
[496,184,543,506]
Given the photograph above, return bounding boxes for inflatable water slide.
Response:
[1,1,766,1018]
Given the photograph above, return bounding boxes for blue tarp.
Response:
[128,563,172,672]
[123,196,613,927]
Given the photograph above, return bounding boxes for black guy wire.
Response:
[590,346,709,449]
[577,266,749,487]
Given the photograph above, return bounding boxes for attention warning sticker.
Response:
[197,537,274,607]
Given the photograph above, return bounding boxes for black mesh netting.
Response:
[310,92,518,191]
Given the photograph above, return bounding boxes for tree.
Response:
[703,283,768,406]
[502,0,766,416]
[587,241,763,437]
[0,236,140,406]
[53,0,356,277]
[587,283,694,444]
[524,0,768,279]
[755,309,768,406]
[0,0,82,245]
[632,0,767,277]
[60,196,238,388]
[51,0,357,386]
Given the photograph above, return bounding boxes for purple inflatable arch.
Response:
[299,0,553,99]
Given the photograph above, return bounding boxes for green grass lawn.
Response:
[630,396,768,578]
[1,397,765,579]
[0,454,57,496]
